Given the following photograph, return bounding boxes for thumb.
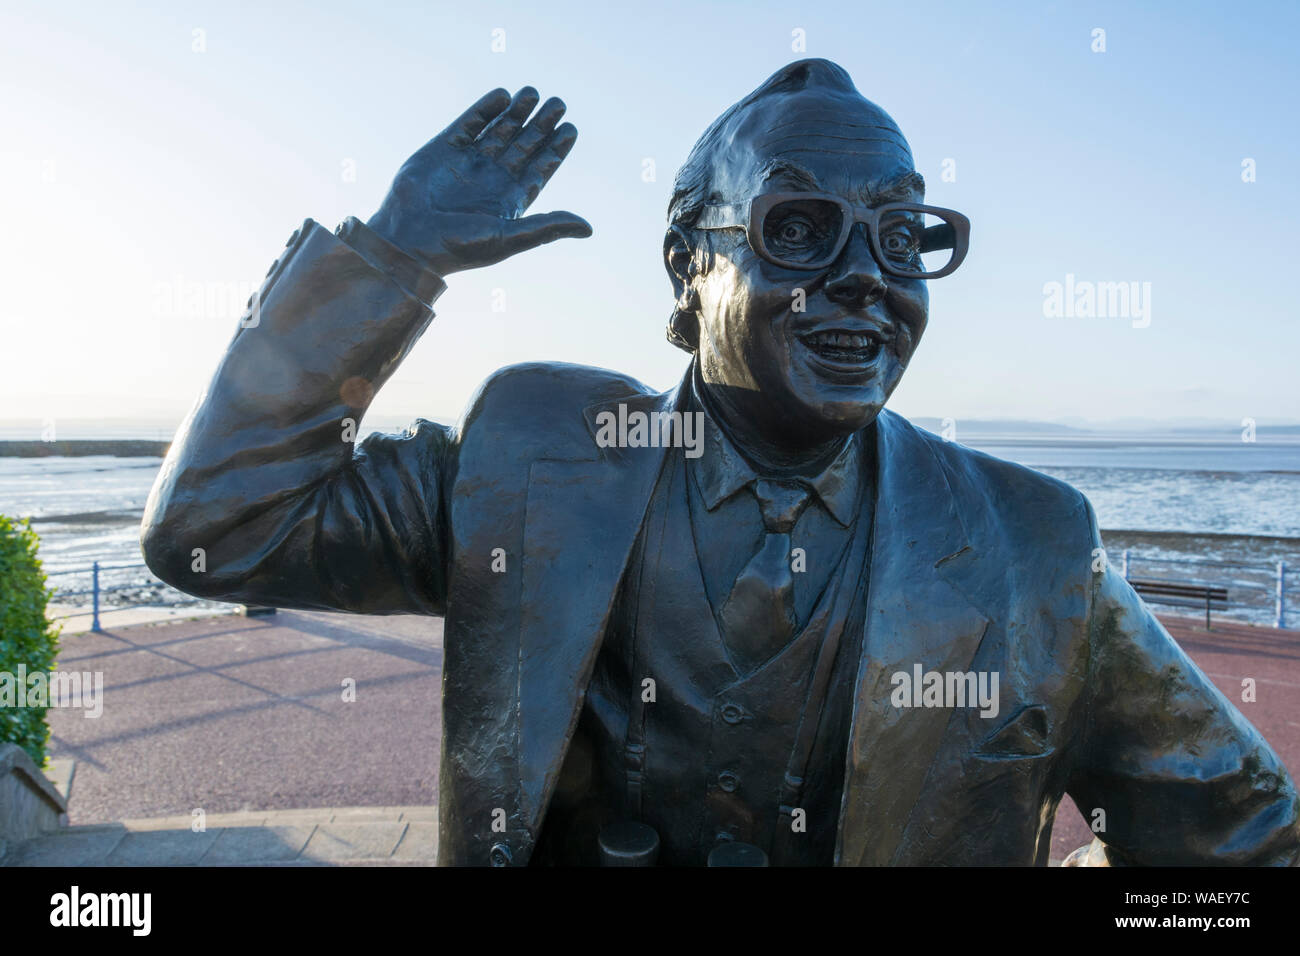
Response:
[498,211,592,256]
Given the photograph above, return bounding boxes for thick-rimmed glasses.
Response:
[693,192,971,279]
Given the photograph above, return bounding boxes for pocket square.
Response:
[976,703,1052,758]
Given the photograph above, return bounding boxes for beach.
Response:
[2,427,1297,628]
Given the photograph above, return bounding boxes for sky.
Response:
[1,0,1297,433]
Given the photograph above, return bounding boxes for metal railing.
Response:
[41,551,1291,632]
[1121,551,1287,628]
[45,560,188,633]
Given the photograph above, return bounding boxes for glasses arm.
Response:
[919,222,956,254]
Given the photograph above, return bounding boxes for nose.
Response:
[824,223,888,309]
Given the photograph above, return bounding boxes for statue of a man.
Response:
[142,59,1299,866]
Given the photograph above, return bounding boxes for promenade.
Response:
[40,610,441,825]
[5,607,1296,865]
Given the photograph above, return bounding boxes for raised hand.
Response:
[366,87,591,276]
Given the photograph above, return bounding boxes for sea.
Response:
[2,423,1297,627]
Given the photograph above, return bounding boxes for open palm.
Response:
[367,87,591,275]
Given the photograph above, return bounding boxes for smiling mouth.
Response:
[798,329,888,366]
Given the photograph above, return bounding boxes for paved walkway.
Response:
[45,609,441,825]
[13,607,1295,865]
[4,806,436,866]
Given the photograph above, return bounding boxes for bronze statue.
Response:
[141,59,1299,866]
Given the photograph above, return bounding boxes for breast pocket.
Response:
[974,703,1053,760]
[961,704,1059,837]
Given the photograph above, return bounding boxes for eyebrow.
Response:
[759,157,926,202]
[759,157,823,190]
[871,170,926,202]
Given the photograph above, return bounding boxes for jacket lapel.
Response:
[515,377,687,829]
[836,410,994,866]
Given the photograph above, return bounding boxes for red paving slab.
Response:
[1051,615,1300,861]
[47,610,442,824]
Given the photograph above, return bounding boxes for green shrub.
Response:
[0,515,61,767]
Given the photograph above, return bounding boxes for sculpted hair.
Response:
[664,59,863,352]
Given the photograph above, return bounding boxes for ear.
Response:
[664,224,702,353]
[663,224,696,302]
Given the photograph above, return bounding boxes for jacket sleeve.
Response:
[140,218,455,615]
[1065,503,1300,865]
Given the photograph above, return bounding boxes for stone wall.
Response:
[0,744,67,861]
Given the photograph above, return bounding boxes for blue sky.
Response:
[1,0,1296,429]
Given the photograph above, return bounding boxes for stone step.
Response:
[1,806,437,866]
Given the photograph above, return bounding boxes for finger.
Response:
[440,88,511,150]
[501,97,567,172]
[518,122,579,204]
[498,211,592,257]
[477,86,540,156]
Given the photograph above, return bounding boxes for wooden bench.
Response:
[1130,578,1228,629]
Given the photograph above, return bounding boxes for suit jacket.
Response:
[141,218,1300,866]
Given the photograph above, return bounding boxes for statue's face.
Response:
[686,89,927,449]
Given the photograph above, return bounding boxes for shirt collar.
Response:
[687,364,861,527]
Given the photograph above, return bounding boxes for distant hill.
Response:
[2,415,1297,447]
[908,417,1300,438]
[0,440,170,458]
[910,418,1092,436]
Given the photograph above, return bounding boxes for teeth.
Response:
[805,331,880,350]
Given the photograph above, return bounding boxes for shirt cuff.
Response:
[334,216,447,310]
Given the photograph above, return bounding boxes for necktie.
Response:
[718,478,811,673]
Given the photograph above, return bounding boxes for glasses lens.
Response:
[876,208,959,276]
[761,198,844,266]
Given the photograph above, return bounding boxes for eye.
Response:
[759,199,843,265]
[880,225,920,259]
[774,216,816,246]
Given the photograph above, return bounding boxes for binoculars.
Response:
[597,821,769,867]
